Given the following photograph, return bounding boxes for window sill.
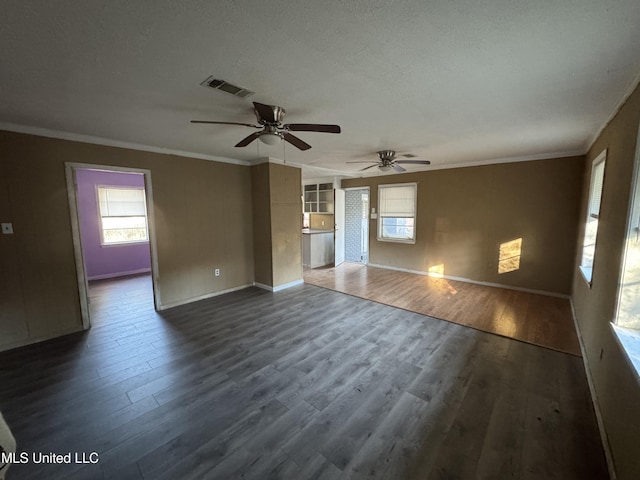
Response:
[376,237,416,245]
[101,241,149,248]
[611,324,640,381]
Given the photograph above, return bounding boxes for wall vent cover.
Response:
[200,76,254,98]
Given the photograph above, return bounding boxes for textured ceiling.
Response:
[2,1,640,179]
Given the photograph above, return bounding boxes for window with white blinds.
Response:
[588,161,605,219]
[378,183,417,243]
[580,150,607,283]
[98,187,149,245]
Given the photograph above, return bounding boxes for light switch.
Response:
[1,223,14,234]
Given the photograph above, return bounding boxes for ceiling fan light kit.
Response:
[259,132,282,145]
[191,102,341,151]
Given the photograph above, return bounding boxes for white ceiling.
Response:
[2,1,640,179]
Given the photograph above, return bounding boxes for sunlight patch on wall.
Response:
[428,263,445,278]
[499,238,522,274]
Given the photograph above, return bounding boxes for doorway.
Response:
[65,163,161,328]
[344,188,370,264]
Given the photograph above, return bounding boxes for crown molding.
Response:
[0,122,250,166]
[356,149,587,178]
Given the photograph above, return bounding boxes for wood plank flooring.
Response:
[304,263,582,356]
[0,274,607,479]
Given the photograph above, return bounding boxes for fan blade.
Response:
[393,164,406,173]
[345,161,377,164]
[235,132,261,147]
[358,164,379,172]
[282,132,312,151]
[395,160,431,165]
[284,124,341,134]
[191,120,260,128]
[253,102,277,123]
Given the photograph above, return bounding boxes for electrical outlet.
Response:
[215,268,220,277]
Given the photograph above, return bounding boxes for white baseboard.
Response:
[254,279,304,292]
[88,268,151,281]
[157,283,253,310]
[569,299,617,479]
[366,263,569,299]
[367,263,428,277]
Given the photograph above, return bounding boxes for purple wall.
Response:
[76,169,151,280]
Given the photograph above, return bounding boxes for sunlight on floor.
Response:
[427,264,458,295]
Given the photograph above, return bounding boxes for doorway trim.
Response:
[65,162,161,329]
[343,186,370,264]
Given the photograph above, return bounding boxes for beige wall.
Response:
[0,131,254,351]
[309,213,334,230]
[269,164,303,287]
[251,163,273,286]
[342,156,584,295]
[572,82,640,480]
[251,162,303,288]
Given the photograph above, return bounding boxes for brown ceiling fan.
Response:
[191,101,341,151]
[347,150,431,172]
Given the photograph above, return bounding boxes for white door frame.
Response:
[65,162,161,329]
[344,186,370,264]
[334,188,346,267]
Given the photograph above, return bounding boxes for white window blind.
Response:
[588,160,605,219]
[378,183,417,242]
[379,185,416,217]
[98,187,148,245]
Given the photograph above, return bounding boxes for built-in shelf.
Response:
[304,183,334,214]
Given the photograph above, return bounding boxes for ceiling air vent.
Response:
[200,76,254,98]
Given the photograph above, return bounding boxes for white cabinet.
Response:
[302,230,335,268]
[304,183,333,213]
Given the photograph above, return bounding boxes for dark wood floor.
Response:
[305,263,582,356]
[0,274,607,479]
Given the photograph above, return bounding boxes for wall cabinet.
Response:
[304,183,333,213]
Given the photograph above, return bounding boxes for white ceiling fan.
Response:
[347,150,431,172]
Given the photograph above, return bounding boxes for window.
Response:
[378,183,417,243]
[579,150,606,283]
[98,186,148,245]
[613,127,640,377]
